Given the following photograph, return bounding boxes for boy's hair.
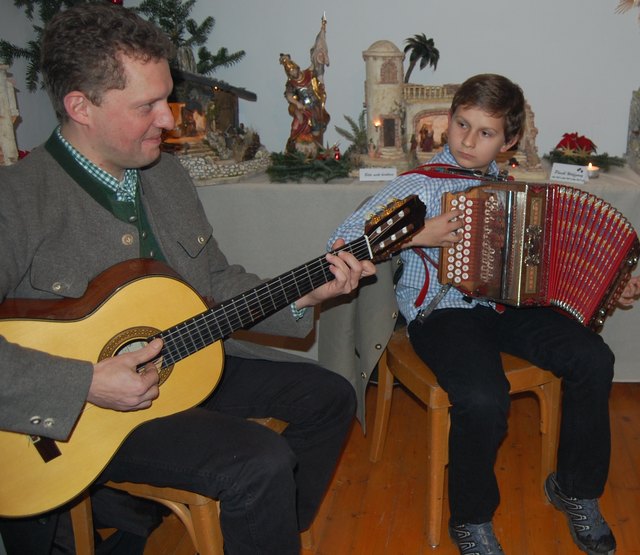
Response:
[450,74,525,144]
[42,2,175,121]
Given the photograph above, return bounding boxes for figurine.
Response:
[279,15,330,157]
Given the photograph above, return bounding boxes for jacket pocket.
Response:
[176,221,213,259]
[30,252,89,298]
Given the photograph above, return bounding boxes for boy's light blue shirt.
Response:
[329,145,500,323]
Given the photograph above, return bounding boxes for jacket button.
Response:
[197,236,206,245]
[360,372,367,379]
[392,311,398,319]
[51,282,62,292]
[122,234,134,246]
[375,343,382,350]
[43,418,55,428]
[30,416,42,425]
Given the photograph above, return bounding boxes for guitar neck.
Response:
[157,235,371,367]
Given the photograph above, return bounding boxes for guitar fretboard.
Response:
[156,235,371,367]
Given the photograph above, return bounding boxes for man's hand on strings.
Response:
[87,338,162,411]
[294,238,376,310]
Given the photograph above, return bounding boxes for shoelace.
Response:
[562,496,609,536]
[451,524,504,554]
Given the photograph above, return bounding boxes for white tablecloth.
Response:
[572,167,640,381]
[196,176,388,358]
[196,167,640,381]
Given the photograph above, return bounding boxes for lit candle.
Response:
[587,162,600,179]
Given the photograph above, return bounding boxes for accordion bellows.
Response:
[439,182,640,330]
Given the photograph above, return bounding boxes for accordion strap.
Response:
[401,163,511,182]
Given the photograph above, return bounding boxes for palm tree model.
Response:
[334,110,368,157]
[403,33,439,84]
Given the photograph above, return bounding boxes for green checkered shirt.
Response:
[55,127,137,203]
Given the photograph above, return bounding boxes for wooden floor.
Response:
[144,382,640,555]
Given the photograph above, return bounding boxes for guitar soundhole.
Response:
[99,326,173,386]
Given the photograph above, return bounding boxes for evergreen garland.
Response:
[544,132,626,171]
[267,152,352,183]
[543,151,626,172]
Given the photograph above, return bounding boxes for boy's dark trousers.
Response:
[408,304,614,525]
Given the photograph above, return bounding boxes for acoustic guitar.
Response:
[0,195,425,518]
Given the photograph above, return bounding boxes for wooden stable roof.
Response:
[170,67,257,102]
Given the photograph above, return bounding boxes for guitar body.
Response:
[0,265,223,517]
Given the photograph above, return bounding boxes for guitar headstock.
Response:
[365,195,426,262]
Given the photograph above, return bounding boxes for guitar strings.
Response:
[158,198,417,367]
[157,236,373,367]
[145,203,417,372]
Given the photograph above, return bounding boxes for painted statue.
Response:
[279,15,330,157]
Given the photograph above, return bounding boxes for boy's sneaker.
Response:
[449,522,505,554]
[544,473,616,554]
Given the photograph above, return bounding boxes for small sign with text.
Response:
[359,167,398,182]
[550,163,587,185]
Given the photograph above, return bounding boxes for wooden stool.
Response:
[369,328,562,547]
[70,417,313,554]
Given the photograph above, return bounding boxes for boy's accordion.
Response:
[439,181,640,330]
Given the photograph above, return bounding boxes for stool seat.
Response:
[369,328,561,547]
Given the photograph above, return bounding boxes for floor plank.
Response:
[145,382,640,554]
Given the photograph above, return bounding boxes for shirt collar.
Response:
[54,126,138,203]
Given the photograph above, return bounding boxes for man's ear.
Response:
[500,135,520,153]
[63,91,91,125]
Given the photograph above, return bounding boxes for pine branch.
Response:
[267,152,351,183]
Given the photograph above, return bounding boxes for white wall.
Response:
[2,0,639,158]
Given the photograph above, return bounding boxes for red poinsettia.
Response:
[554,132,597,158]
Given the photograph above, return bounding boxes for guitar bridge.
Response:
[30,435,62,463]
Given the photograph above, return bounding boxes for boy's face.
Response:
[447,105,519,172]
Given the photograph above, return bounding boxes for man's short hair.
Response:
[42,2,174,121]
